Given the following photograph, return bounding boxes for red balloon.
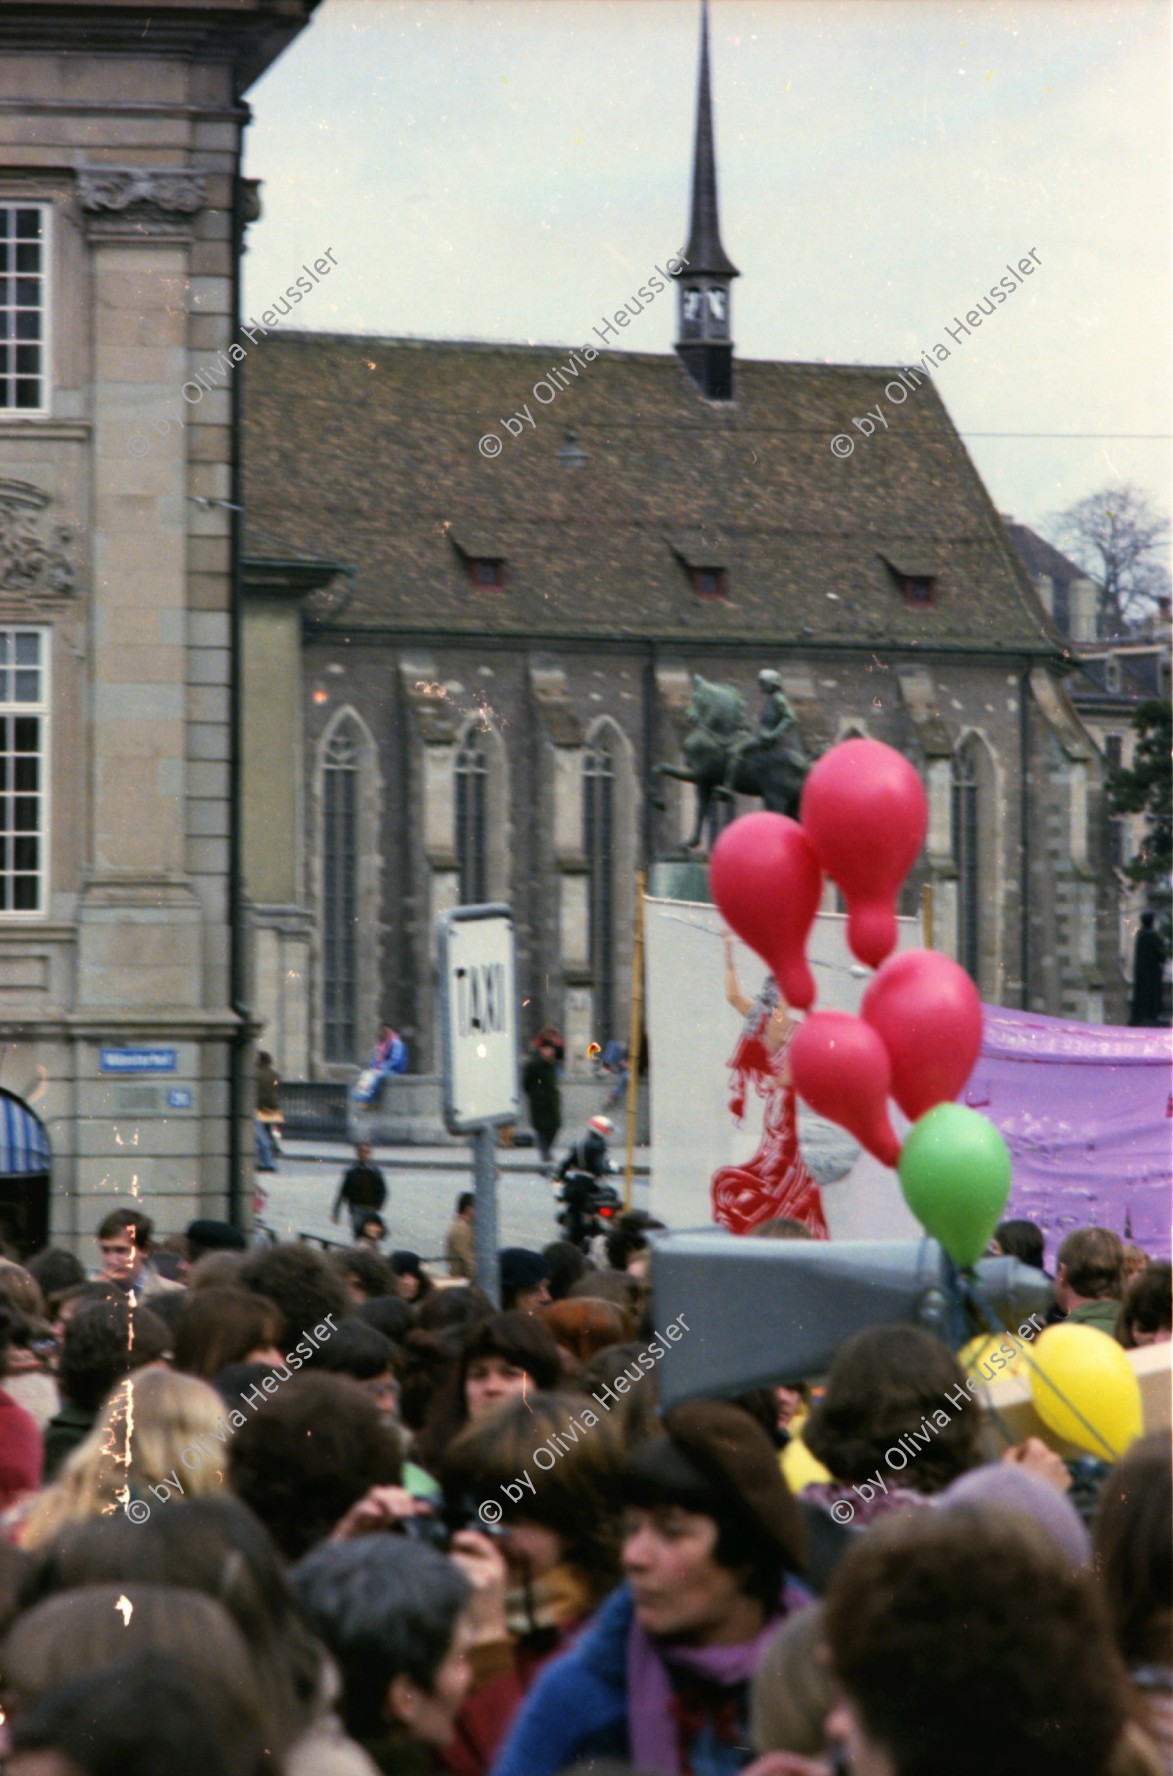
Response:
[709,812,823,1011]
[800,739,928,968]
[789,1010,901,1167]
[861,950,984,1122]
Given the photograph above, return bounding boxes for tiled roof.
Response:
[241,332,1057,652]
[1074,648,1166,701]
[1002,518,1089,591]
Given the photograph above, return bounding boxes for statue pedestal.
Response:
[649,859,711,903]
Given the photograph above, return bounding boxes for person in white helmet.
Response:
[556,1115,615,1184]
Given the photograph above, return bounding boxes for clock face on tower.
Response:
[707,287,726,321]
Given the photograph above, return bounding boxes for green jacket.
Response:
[1065,1298,1122,1337]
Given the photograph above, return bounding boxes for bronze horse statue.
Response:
[650,674,813,850]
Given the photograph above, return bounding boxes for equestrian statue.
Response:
[650,670,815,850]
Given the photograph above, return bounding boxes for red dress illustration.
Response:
[710,959,830,1239]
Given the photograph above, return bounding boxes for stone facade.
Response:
[1006,518,1172,1020]
[0,2,318,1249]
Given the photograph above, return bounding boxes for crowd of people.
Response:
[0,1199,1166,1776]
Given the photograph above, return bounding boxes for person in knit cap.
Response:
[492,1398,809,1776]
[499,1249,551,1315]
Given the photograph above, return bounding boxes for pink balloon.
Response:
[800,740,928,968]
[861,950,983,1122]
[789,1010,901,1167]
[709,812,823,1011]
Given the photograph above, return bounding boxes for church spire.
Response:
[675,0,739,400]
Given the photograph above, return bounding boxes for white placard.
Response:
[644,898,924,1239]
[437,905,520,1133]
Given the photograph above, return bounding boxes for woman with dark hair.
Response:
[1094,1432,1173,1766]
[415,1287,495,1337]
[1116,1262,1172,1349]
[440,1391,626,1775]
[315,1320,401,1423]
[292,1536,474,1776]
[541,1240,590,1302]
[390,1251,433,1305]
[493,1400,809,1776]
[358,1296,419,1345]
[413,1314,562,1474]
[172,1287,285,1380]
[572,1340,663,1452]
[801,1325,983,1524]
[229,1373,404,1562]
[334,1248,398,1306]
[990,1217,1047,1269]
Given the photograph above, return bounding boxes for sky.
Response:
[242,0,1172,545]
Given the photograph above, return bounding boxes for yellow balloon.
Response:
[779,1432,831,1492]
[959,1332,1030,1381]
[1028,1324,1143,1459]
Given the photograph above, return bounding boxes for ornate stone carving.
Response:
[0,481,77,600]
[77,168,206,235]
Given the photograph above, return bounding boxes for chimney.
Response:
[1068,577,1098,643]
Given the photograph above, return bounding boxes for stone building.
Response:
[241,9,1121,1085]
[0,0,318,1249]
[1006,517,1172,1011]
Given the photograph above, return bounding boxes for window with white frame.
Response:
[0,206,47,413]
[0,629,47,913]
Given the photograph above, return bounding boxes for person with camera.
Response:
[438,1389,627,1776]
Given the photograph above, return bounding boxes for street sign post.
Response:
[437,904,520,1304]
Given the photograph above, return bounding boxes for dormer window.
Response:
[881,555,938,608]
[1105,656,1122,693]
[692,567,727,600]
[450,527,507,591]
[470,559,504,590]
[669,532,730,600]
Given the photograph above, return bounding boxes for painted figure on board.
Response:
[710,934,829,1238]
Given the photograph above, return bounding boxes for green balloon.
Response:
[897,1103,1012,1268]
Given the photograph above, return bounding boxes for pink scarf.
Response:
[626,1592,799,1773]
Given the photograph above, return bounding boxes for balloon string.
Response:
[653,913,869,976]
[963,1285,1121,1462]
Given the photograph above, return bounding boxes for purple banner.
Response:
[963,1008,1172,1263]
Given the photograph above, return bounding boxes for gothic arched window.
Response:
[952,742,980,983]
[322,719,360,1061]
[455,733,488,904]
[584,736,616,1043]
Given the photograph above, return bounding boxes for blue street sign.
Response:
[99,1047,178,1075]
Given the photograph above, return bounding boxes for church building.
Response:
[241,4,1122,1089]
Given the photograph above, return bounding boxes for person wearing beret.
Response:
[491,1399,809,1776]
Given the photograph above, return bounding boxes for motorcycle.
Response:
[556,1167,622,1252]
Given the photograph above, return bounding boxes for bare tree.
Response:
[1049,483,1171,635]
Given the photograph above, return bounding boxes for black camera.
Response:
[402,1491,504,1550]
